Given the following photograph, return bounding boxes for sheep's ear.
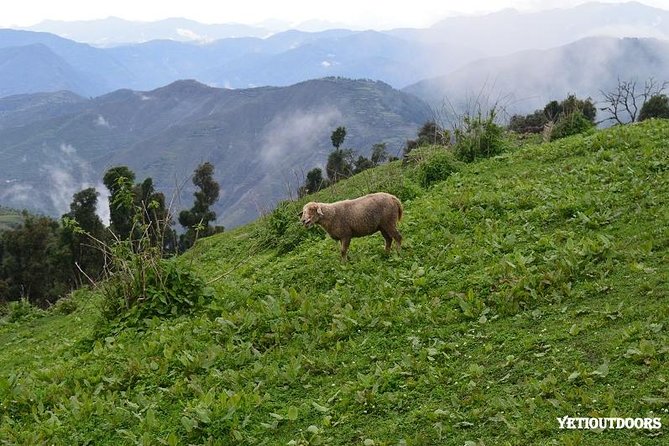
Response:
[298,211,303,217]
[317,206,324,216]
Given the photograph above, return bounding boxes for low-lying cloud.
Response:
[259,107,342,165]
[0,142,110,224]
[95,115,112,128]
[44,144,110,224]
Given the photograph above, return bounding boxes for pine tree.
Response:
[330,126,346,150]
[62,188,106,285]
[178,162,223,250]
[103,166,136,240]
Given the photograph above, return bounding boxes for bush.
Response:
[51,294,79,315]
[255,200,323,255]
[415,150,460,188]
[454,110,506,162]
[387,177,424,202]
[2,298,46,323]
[101,252,212,329]
[550,111,595,141]
[403,121,450,157]
[639,94,669,121]
[508,110,548,134]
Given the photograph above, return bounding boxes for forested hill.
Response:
[1,119,667,444]
[0,77,431,227]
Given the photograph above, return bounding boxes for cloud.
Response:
[259,107,342,165]
[95,115,112,128]
[0,183,35,206]
[176,28,213,43]
[41,143,110,224]
[60,143,77,155]
[584,24,669,40]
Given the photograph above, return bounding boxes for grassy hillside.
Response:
[1,120,668,445]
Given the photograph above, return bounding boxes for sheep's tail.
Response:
[393,195,403,222]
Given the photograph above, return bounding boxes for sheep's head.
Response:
[299,202,323,228]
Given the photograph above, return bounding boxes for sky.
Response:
[0,0,667,29]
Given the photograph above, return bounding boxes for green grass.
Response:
[1,120,668,445]
[0,207,22,231]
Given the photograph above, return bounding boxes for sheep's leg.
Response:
[380,228,393,253]
[340,237,351,261]
[388,226,402,253]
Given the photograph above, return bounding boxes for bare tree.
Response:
[600,77,668,125]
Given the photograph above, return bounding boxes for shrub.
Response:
[101,250,212,329]
[387,177,424,202]
[510,95,596,135]
[639,94,669,121]
[550,111,595,141]
[415,150,460,188]
[64,176,214,332]
[2,298,46,323]
[51,294,79,315]
[454,110,506,162]
[255,200,323,255]
[404,121,450,157]
[508,110,548,134]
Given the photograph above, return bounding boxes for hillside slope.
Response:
[0,120,667,444]
[0,29,134,96]
[0,44,98,98]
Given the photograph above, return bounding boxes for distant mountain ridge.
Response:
[1,2,667,98]
[0,78,432,227]
[25,17,272,46]
[392,1,669,52]
[404,36,669,115]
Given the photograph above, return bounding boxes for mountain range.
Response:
[0,78,431,227]
[24,17,272,45]
[1,2,667,99]
[404,36,669,115]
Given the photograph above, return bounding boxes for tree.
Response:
[559,95,596,123]
[330,126,346,150]
[299,167,328,198]
[370,143,388,165]
[540,95,596,124]
[179,162,223,250]
[508,110,548,134]
[509,95,596,138]
[600,77,668,124]
[549,110,594,141]
[326,148,354,183]
[639,94,669,121]
[417,121,450,146]
[404,121,450,156]
[353,155,374,174]
[0,214,72,306]
[103,166,136,240]
[133,178,175,252]
[61,188,106,285]
[543,100,562,122]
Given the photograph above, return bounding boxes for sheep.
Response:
[299,192,403,260]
